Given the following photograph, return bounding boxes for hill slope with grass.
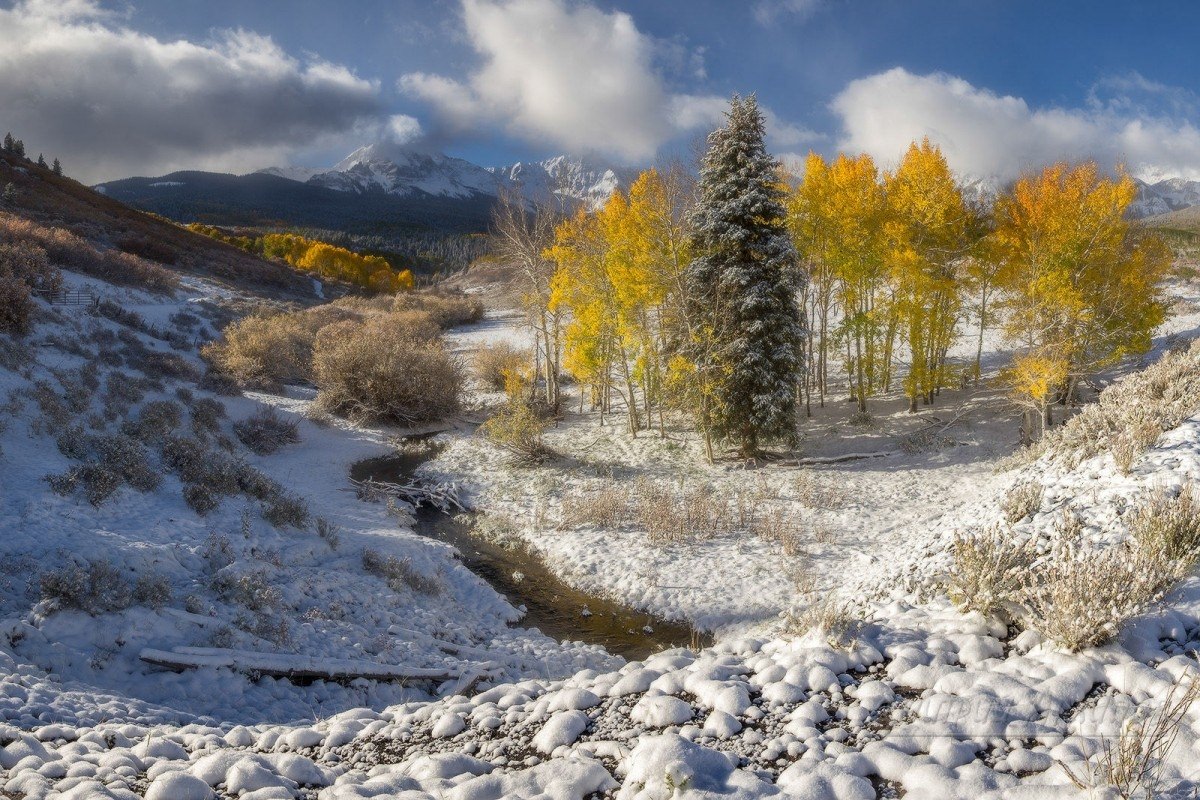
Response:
[0,151,319,300]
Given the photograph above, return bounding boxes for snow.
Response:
[6,261,1200,797]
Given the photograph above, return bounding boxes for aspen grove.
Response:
[526,99,1168,460]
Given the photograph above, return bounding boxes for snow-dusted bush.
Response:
[132,572,172,609]
[189,396,225,436]
[316,517,341,550]
[1062,663,1200,798]
[182,482,220,516]
[92,433,160,492]
[1001,482,1043,523]
[40,559,132,615]
[1020,537,1176,652]
[0,240,62,294]
[479,401,553,465]
[947,524,1037,617]
[472,341,530,393]
[261,489,309,530]
[313,317,462,425]
[212,568,281,611]
[121,399,183,444]
[784,593,862,646]
[1010,339,1200,470]
[233,406,300,455]
[1128,485,1200,564]
[362,548,441,594]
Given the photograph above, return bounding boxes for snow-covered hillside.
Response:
[259,144,638,210]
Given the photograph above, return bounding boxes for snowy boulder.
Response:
[533,710,591,754]
[132,737,189,761]
[265,752,333,786]
[617,734,774,799]
[630,695,694,727]
[450,756,615,799]
[226,757,295,794]
[548,688,601,712]
[145,772,214,800]
[0,734,50,769]
[405,753,493,782]
[432,712,467,738]
[702,710,742,738]
[777,761,874,800]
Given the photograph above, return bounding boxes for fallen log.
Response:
[350,476,468,513]
[778,450,900,467]
[139,647,459,684]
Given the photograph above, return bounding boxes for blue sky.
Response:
[4,0,1200,182]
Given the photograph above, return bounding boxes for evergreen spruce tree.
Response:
[36,153,46,168]
[51,157,62,176]
[684,94,805,458]
[2,183,17,206]
[2,133,12,153]
[12,139,24,159]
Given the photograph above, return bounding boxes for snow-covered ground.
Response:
[6,268,1200,798]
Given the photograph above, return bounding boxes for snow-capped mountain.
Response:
[1130,177,1200,218]
[259,145,637,210]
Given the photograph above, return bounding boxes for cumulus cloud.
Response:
[0,0,385,182]
[401,0,811,163]
[832,67,1200,181]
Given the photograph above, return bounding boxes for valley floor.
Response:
[4,273,1200,798]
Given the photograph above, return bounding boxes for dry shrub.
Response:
[203,312,311,389]
[562,482,630,528]
[1001,482,1043,523]
[391,291,484,328]
[0,214,177,293]
[1020,536,1176,651]
[479,401,553,465]
[947,524,1037,617]
[635,478,731,545]
[0,241,62,294]
[472,341,531,392]
[1061,662,1200,799]
[791,470,847,509]
[751,508,805,557]
[261,490,309,529]
[233,406,300,455]
[1129,485,1200,564]
[0,276,32,335]
[40,559,132,615]
[313,316,461,424]
[362,548,441,594]
[784,582,862,647]
[121,400,183,444]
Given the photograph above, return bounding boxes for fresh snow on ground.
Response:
[5,267,1200,798]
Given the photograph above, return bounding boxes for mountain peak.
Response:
[261,144,638,209]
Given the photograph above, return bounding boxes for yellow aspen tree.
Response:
[992,162,1169,435]
[885,139,974,412]
[825,153,891,414]
[787,152,839,411]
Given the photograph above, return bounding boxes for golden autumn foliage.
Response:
[186,224,414,294]
[991,162,1169,432]
[547,167,694,436]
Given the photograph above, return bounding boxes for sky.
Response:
[3,0,1200,184]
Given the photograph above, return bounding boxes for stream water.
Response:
[350,439,709,660]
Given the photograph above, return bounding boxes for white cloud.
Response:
[401,0,812,163]
[831,67,1200,181]
[0,0,384,182]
